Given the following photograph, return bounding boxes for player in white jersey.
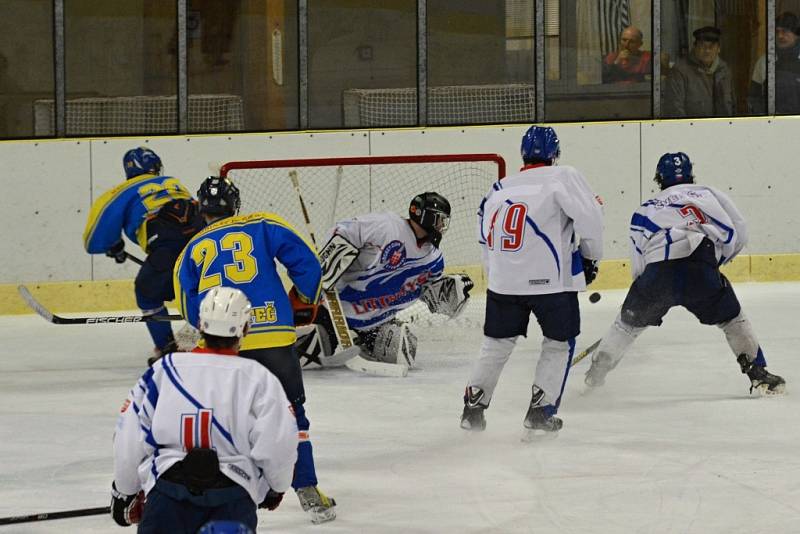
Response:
[111,287,298,533]
[584,152,785,394]
[296,192,473,370]
[460,125,604,435]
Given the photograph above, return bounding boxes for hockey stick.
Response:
[18,285,182,324]
[0,506,110,525]
[125,252,144,266]
[288,170,355,351]
[571,338,601,367]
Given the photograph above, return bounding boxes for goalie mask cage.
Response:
[220,153,507,327]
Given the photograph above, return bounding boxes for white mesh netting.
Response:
[222,155,505,329]
[342,84,535,127]
[33,94,244,136]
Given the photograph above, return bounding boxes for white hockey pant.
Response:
[593,313,647,370]
[718,311,760,363]
[466,336,517,406]
[533,337,575,407]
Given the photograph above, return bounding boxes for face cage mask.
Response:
[420,209,450,247]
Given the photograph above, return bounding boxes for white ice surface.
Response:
[1,282,799,533]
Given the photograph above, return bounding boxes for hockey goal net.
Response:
[219,154,506,328]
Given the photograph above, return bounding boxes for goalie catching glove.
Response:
[420,273,474,319]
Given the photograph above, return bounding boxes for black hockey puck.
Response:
[589,292,601,303]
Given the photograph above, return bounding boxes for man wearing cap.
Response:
[748,12,800,114]
[663,26,735,118]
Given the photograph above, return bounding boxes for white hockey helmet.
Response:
[198,287,252,338]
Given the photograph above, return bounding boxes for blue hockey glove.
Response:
[106,240,127,264]
[582,258,599,285]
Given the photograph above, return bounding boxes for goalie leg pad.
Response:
[370,322,418,368]
[420,273,474,319]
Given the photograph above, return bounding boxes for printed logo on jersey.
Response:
[181,408,214,451]
[119,399,131,413]
[350,270,434,314]
[380,240,406,270]
[252,301,277,324]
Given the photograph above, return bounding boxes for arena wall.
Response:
[1,117,798,314]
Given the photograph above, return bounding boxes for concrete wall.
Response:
[1,116,799,288]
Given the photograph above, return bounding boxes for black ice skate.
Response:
[522,386,562,441]
[737,354,786,395]
[461,386,487,431]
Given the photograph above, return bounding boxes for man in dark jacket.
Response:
[748,12,800,114]
[663,26,736,118]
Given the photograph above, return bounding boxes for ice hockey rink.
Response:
[1,282,798,533]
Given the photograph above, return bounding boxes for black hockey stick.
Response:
[17,285,182,324]
[125,252,145,266]
[0,505,110,525]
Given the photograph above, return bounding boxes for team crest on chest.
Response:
[381,240,406,270]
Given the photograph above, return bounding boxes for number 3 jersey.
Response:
[629,184,747,279]
[331,212,444,330]
[478,164,604,295]
[83,173,193,253]
[113,350,298,503]
[174,213,323,349]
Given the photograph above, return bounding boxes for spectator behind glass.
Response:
[663,26,736,118]
[748,12,800,114]
[602,26,652,84]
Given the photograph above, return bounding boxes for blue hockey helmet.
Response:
[198,176,241,218]
[123,147,162,179]
[655,152,694,189]
[520,125,560,164]
[197,520,254,534]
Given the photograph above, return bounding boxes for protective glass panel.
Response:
[310,0,416,129]
[63,0,177,136]
[545,0,653,121]
[0,0,53,138]
[187,0,298,132]
[661,0,765,118]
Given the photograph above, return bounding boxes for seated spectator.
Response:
[602,26,652,84]
[663,26,736,118]
[748,12,800,114]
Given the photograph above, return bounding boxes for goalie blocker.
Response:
[295,273,473,375]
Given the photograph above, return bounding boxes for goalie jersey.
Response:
[629,183,747,279]
[113,350,298,504]
[83,173,192,253]
[331,212,445,330]
[478,164,604,295]
[174,213,323,349]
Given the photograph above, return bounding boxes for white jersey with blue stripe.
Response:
[331,212,444,330]
[113,351,298,504]
[629,184,747,279]
[478,164,604,295]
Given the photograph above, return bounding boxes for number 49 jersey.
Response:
[478,164,604,295]
[629,184,748,279]
[174,212,323,350]
[83,173,192,253]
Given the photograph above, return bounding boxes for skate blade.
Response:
[754,383,786,396]
[307,506,337,524]
[520,428,559,443]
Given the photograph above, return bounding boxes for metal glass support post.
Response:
[652,0,661,118]
[54,0,65,137]
[178,0,188,132]
[535,0,544,121]
[299,0,309,129]
[768,0,776,115]
[417,0,428,126]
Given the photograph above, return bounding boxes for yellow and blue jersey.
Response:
[174,212,322,350]
[83,174,192,253]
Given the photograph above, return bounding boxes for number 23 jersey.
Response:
[174,212,322,349]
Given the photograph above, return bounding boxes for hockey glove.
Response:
[106,240,127,264]
[582,258,599,285]
[289,286,318,326]
[110,482,145,526]
[259,489,285,511]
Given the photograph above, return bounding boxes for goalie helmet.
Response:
[198,286,252,338]
[409,192,451,248]
[520,125,560,164]
[198,176,241,218]
[123,147,162,179]
[655,152,694,190]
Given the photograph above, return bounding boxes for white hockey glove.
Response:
[420,273,474,319]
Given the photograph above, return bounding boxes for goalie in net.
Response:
[296,191,474,374]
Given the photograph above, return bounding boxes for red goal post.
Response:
[219,153,506,272]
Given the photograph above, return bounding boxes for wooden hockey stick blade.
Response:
[571,338,602,367]
[17,285,182,325]
[0,506,110,525]
[346,355,409,377]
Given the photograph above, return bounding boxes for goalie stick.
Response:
[0,506,110,525]
[288,170,355,351]
[18,285,182,325]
